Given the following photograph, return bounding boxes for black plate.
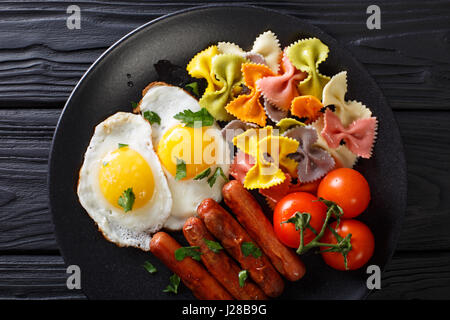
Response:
[48,5,407,300]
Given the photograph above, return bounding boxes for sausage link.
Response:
[183,217,267,300]
[197,199,284,298]
[223,180,306,281]
[149,232,233,300]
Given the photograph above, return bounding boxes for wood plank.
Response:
[0,109,449,252]
[0,255,85,299]
[0,1,448,109]
[368,251,450,299]
[1,251,448,300]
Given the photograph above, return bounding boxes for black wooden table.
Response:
[1,0,449,300]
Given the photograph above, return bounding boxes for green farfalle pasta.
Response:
[286,38,331,100]
[199,54,247,121]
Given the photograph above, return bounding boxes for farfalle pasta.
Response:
[233,126,299,189]
[199,54,247,121]
[218,30,282,73]
[286,38,331,100]
[257,53,307,110]
[183,30,378,191]
[322,71,372,126]
[225,63,275,126]
[283,126,335,182]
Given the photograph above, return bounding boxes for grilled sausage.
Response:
[223,180,306,281]
[183,217,267,300]
[149,232,233,300]
[197,199,284,298]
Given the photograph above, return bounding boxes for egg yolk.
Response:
[98,147,154,211]
[157,125,217,180]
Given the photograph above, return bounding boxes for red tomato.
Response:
[321,220,374,271]
[317,168,370,218]
[273,192,327,248]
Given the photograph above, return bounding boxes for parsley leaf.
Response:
[173,108,214,127]
[203,238,223,253]
[193,167,211,180]
[174,246,202,261]
[207,167,229,187]
[131,101,139,111]
[238,270,248,288]
[175,158,187,181]
[143,110,161,125]
[118,143,128,149]
[143,261,157,274]
[163,274,180,294]
[241,242,262,259]
[185,82,200,97]
[118,188,135,212]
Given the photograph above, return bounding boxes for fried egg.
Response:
[77,112,172,251]
[138,83,230,230]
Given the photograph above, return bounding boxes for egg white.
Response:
[77,112,172,251]
[139,83,230,230]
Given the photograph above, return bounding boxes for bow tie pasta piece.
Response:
[263,98,289,123]
[283,126,335,183]
[257,53,307,110]
[232,127,299,189]
[187,45,220,93]
[290,95,324,124]
[225,63,275,126]
[218,30,282,73]
[311,115,358,168]
[199,54,247,121]
[322,71,373,127]
[286,38,331,100]
[322,109,378,159]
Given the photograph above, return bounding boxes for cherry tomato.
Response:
[321,220,374,271]
[317,168,370,218]
[273,192,327,248]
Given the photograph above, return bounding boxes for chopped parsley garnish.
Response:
[143,110,161,125]
[118,143,128,149]
[207,167,229,187]
[131,101,139,111]
[143,261,157,274]
[175,158,187,181]
[173,108,214,127]
[118,188,135,212]
[193,168,211,180]
[238,270,249,288]
[203,238,223,253]
[163,274,180,294]
[185,82,200,97]
[241,242,262,259]
[174,246,202,261]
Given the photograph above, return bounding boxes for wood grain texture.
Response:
[0,1,448,108]
[0,109,449,252]
[1,252,448,300]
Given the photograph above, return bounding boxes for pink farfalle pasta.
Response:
[321,109,377,159]
[256,53,307,111]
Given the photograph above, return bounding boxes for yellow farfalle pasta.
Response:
[322,71,372,127]
[186,45,220,93]
[199,54,247,121]
[233,126,299,189]
[286,38,331,100]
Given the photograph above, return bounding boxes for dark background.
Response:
[0,0,449,300]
